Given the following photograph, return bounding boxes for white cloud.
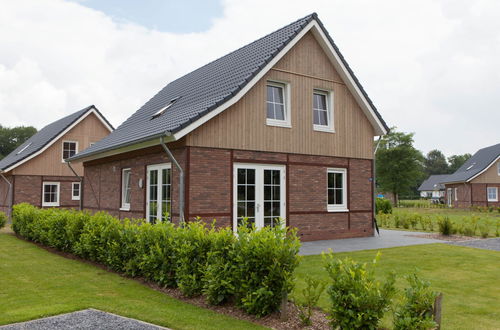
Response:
[0,0,498,156]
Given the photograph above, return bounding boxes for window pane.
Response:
[237,169,246,184]
[273,186,280,200]
[264,218,272,227]
[264,185,271,201]
[247,169,255,184]
[328,173,334,188]
[335,189,343,205]
[319,110,328,126]
[273,86,284,104]
[275,104,285,120]
[313,109,320,125]
[264,169,271,184]
[266,85,274,102]
[328,190,334,205]
[237,186,245,200]
[264,202,272,216]
[273,202,280,216]
[313,94,320,109]
[316,94,326,110]
[335,173,343,188]
[267,103,274,119]
[247,202,255,217]
[237,202,246,217]
[247,185,255,200]
[272,170,280,185]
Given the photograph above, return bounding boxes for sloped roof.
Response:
[418,174,449,191]
[71,13,388,162]
[0,105,113,172]
[443,143,500,183]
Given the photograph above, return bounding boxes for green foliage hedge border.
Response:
[11,203,301,317]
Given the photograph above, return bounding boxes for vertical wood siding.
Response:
[471,159,500,183]
[185,31,375,159]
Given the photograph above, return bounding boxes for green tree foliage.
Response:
[448,153,472,173]
[424,149,449,175]
[376,128,424,204]
[0,125,37,160]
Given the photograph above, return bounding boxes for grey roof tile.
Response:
[443,143,500,183]
[72,13,388,161]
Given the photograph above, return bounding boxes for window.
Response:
[454,188,458,201]
[313,90,334,132]
[16,142,32,154]
[121,168,132,210]
[327,168,348,211]
[72,182,81,201]
[152,97,180,119]
[146,164,171,223]
[487,187,498,202]
[266,81,290,127]
[62,141,78,161]
[42,182,60,207]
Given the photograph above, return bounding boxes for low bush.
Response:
[393,273,438,330]
[296,276,326,326]
[376,198,392,214]
[11,204,301,317]
[323,252,396,329]
[0,211,7,229]
[438,217,453,236]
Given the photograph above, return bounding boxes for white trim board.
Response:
[2,108,113,173]
[467,155,500,182]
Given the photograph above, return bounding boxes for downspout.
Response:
[160,135,185,225]
[65,161,83,211]
[373,136,382,236]
[0,171,13,222]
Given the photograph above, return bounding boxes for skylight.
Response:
[152,97,180,119]
[16,142,32,154]
[466,163,475,170]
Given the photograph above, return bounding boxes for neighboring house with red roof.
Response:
[69,14,389,241]
[442,143,500,208]
[0,106,113,218]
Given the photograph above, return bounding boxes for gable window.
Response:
[487,187,498,202]
[266,81,290,127]
[42,182,60,207]
[62,141,78,161]
[121,168,132,210]
[497,162,500,176]
[313,90,334,132]
[72,182,81,201]
[327,168,348,212]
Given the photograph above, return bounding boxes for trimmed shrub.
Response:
[393,274,438,330]
[375,198,392,215]
[0,211,7,229]
[323,252,396,329]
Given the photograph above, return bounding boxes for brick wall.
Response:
[445,182,500,208]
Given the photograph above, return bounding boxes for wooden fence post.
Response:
[280,291,288,321]
[434,292,443,329]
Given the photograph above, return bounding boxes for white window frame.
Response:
[487,187,498,202]
[266,81,291,128]
[71,182,81,201]
[454,187,458,201]
[42,182,60,207]
[313,89,335,133]
[327,168,348,212]
[121,168,132,211]
[146,163,172,223]
[62,140,78,162]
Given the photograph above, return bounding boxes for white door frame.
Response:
[146,163,171,223]
[232,163,286,232]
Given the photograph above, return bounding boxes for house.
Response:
[68,13,389,241]
[442,143,500,208]
[0,106,113,218]
[417,174,448,201]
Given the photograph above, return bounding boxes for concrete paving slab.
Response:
[448,237,500,251]
[299,229,449,255]
[0,309,168,330]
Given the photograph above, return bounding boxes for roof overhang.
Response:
[1,107,113,172]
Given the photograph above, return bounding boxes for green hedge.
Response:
[0,211,6,229]
[12,203,300,317]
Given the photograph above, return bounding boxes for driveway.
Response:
[299,229,448,255]
[448,237,500,251]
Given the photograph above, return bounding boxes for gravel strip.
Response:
[448,237,500,251]
[0,309,168,330]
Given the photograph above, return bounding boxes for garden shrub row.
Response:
[0,211,6,229]
[12,203,301,317]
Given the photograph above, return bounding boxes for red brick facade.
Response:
[445,182,500,208]
[82,145,374,241]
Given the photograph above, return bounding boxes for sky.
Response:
[0,0,499,157]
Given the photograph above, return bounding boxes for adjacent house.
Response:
[417,174,448,201]
[442,143,500,208]
[69,14,389,241]
[0,106,113,218]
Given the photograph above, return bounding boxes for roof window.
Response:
[152,97,180,119]
[466,162,476,170]
[16,142,32,154]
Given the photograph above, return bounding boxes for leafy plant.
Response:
[393,273,438,330]
[323,251,396,329]
[438,217,453,236]
[376,198,393,215]
[0,211,7,229]
[296,276,326,326]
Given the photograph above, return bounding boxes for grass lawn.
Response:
[293,244,500,330]
[0,229,264,330]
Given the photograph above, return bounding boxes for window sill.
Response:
[42,204,60,207]
[120,207,131,211]
[266,119,291,128]
[314,125,335,133]
[327,208,349,213]
[71,197,81,201]
[487,199,498,202]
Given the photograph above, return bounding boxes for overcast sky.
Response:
[1,0,499,157]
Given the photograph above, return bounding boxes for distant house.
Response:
[0,106,113,217]
[417,174,448,200]
[442,143,500,208]
[68,14,389,241]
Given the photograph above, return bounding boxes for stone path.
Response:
[0,309,168,330]
[448,237,500,251]
[299,229,449,255]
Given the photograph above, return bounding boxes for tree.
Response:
[376,128,424,204]
[0,125,37,160]
[424,149,449,175]
[448,153,472,173]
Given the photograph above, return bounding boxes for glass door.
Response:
[146,163,171,223]
[233,164,285,232]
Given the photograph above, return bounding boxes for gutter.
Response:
[0,171,13,222]
[65,161,83,210]
[373,136,382,236]
[160,135,185,225]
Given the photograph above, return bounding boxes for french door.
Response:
[146,163,171,223]
[233,163,286,232]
